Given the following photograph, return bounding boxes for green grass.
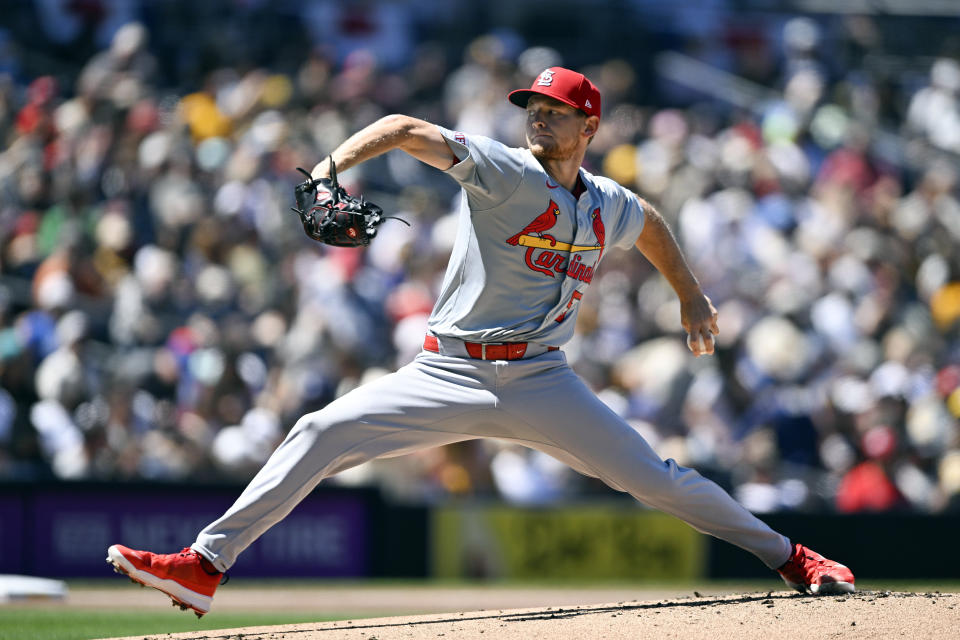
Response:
[0,609,339,640]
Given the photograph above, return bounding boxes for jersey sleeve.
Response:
[436,126,526,211]
[610,188,647,249]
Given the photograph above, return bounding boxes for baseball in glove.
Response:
[291,157,406,247]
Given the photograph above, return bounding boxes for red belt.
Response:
[423,334,558,361]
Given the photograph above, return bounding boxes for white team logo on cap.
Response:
[537,70,555,86]
[584,99,592,108]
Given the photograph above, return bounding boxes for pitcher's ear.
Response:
[583,115,600,140]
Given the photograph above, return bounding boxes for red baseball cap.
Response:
[508,67,601,119]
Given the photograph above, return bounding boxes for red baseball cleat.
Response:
[777,542,855,595]
[106,544,223,617]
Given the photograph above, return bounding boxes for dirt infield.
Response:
[97,589,960,640]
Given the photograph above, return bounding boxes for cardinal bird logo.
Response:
[506,201,605,281]
[506,200,561,247]
[591,207,605,261]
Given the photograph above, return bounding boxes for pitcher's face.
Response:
[525,96,595,161]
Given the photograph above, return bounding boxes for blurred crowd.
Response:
[1,1,959,514]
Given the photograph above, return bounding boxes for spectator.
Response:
[0,5,956,516]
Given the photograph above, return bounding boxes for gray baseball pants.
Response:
[193,344,792,572]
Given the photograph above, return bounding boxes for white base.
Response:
[0,575,68,602]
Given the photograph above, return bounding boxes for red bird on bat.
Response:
[592,207,605,261]
[506,200,561,246]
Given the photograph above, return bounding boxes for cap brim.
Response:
[508,88,583,113]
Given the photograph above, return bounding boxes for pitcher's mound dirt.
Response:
[101,590,960,640]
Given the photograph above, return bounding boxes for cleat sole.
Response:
[811,581,856,595]
[783,579,855,595]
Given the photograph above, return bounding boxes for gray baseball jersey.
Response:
[429,126,645,345]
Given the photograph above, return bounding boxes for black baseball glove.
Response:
[291,157,404,247]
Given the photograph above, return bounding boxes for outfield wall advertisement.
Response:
[8,483,953,581]
[432,504,706,580]
[1,483,371,578]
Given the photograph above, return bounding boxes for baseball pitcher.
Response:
[107,67,854,617]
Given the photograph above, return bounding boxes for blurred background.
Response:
[1,0,960,583]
